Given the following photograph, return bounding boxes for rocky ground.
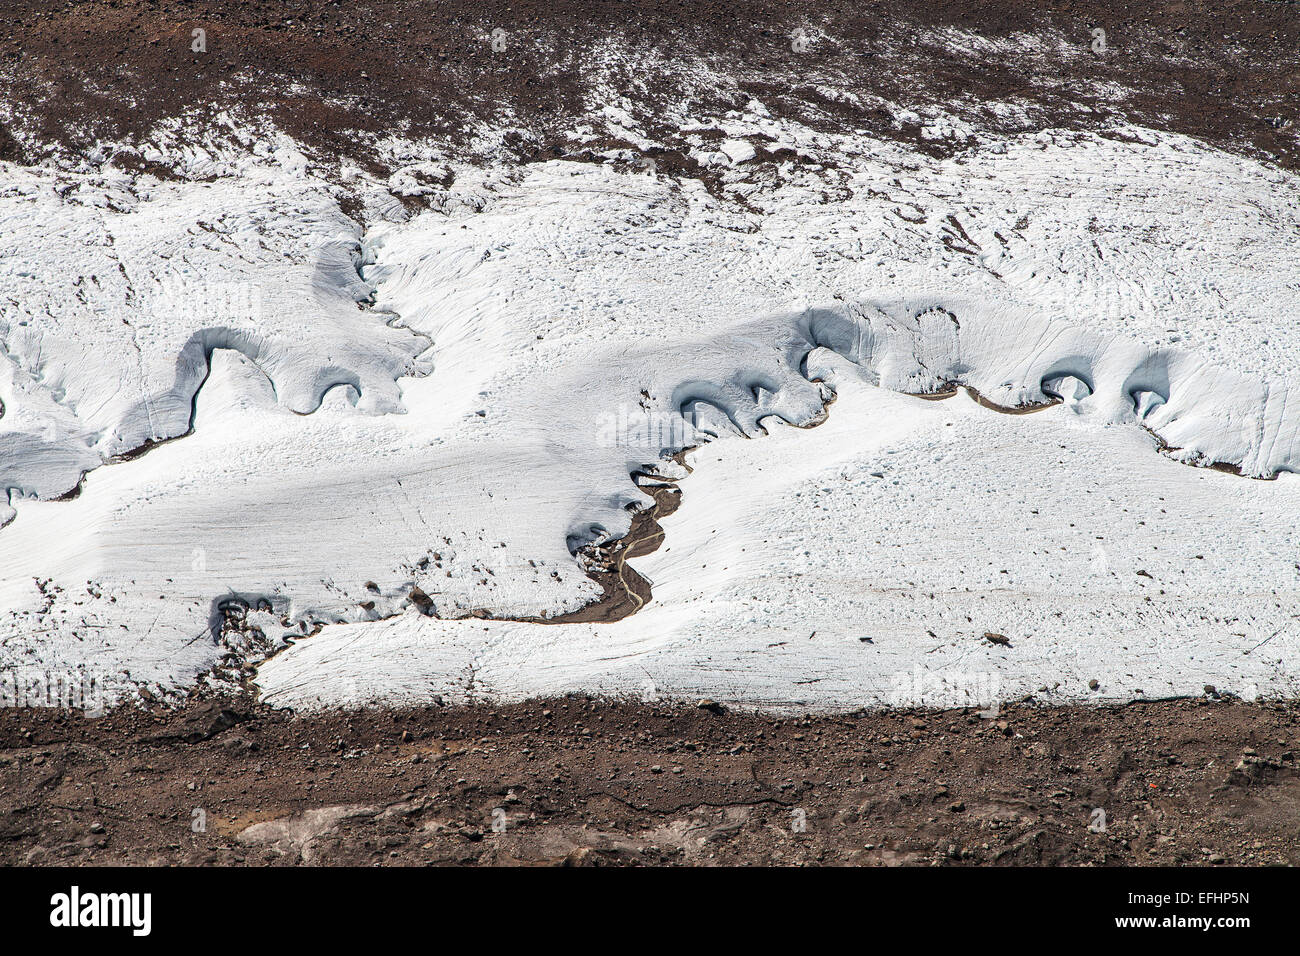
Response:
[2,0,1297,175]
[2,695,1297,866]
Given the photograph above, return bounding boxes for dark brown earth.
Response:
[542,482,679,624]
[492,481,681,626]
[2,695,1297,866]
[1,0,1297,178]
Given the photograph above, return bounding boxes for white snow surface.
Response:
[2,119,1299,711]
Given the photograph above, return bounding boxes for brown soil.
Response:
[499,482,681,626]
[908,384,1064,414]
[548,482,680,623]
[2,1,1297,178]
[2,695,1297,866]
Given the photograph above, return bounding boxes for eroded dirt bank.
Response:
[2,696,1296,866]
